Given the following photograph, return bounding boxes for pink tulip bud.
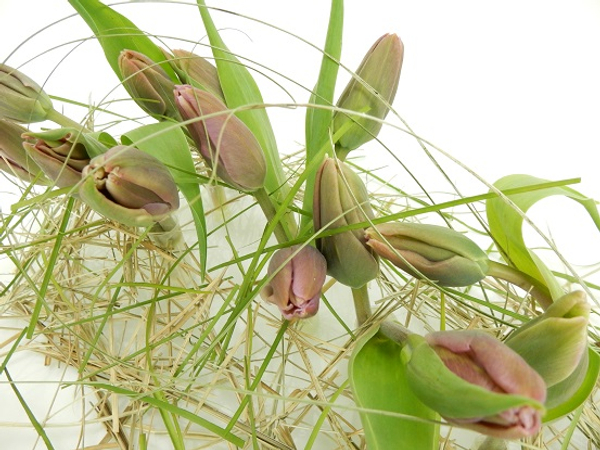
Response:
[173,84,266,192]
[405,330,546,439]
[260,245,327,320]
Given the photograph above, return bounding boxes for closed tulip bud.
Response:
[364,222,489,287]
[22,128,91,188]
[313,158,378,288]
[0,119,49,184]
[174,84,266,191]
[79,145,180,227]
[333,34,403,151]
[167,49,225,102]
[505,291,590,389]
[404,330,546,439]
[1,64,53,123]
[118,50,179,119]
[260,245,327,320]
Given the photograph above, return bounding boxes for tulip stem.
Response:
[46,108,91,132]
[254,188,293,244]
[352,285,372,326]
[486,260,553,310]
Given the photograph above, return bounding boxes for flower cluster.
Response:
[1,12,594,446]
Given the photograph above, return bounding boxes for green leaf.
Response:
[122,122,207,276]
[486,174,600,300]
[544,347,600,422]
[301,0,343,229]
[68,0,177,82]
[195,1,288,201]
[349,327,439,450]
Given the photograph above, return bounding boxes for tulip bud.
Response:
[260,245,327,320]
[364,222,489,287]
[313,158,378,288]
[167,49,225,102]
[403,331,546,439]
[79,145,180,227]
[333,34,403,151]
[505,291,590,388]
[0,64,53,123]
[118,50,179,119]
[22,128,91,188]
[0,119,49,184]
[174,84,266,191]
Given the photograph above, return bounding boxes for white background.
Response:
[2,0,600,448]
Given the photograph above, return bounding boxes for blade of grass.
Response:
[4,369,56,450]
[27,196,74,339]
[83,382,245,446]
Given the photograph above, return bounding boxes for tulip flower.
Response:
[0,119,49,184]
[260,245,327,320]
[166,49,225,102]
[1,64,53,123]
[365,222,489,287]
[313,158,378,288]
[119,50,179,119]
[404,330,546,439]
[79,145,180,227]
[505,291,590,389]
[333,34,403,152]
[22,128,91,188]
[174,84,266,191]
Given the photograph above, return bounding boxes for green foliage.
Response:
[68,0,177,82]
[487,174,600,300]
[349,328,439,450]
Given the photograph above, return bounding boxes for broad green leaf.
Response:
[544,348,600,422]
[487,174,600,300]
[122,122,207,276]
[301,0,343,229]
[195,1,288,202]
[349,327,439,450]
[68,0,177,82]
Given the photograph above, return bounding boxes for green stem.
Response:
[46,108,90,131]
[254,188,292,243]
[486,260,553,310]
[352,284,371,325]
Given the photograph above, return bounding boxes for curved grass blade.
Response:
[349,327,439,449]
[486,174,600,300]
[85,382,245,446]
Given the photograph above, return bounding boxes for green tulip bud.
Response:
[79,145,180,227]
[404,331,546,439]
[173,84,266,192]
[260,245,327,320]
[0,64,53,123]
[505,291,590,389]
[0,119,49,184]
[364,222,489,287]
[166,49,225,102]
[333,34,403,152]
[22,128,91,188]
[118,50,179,119]
[313,158,379,288]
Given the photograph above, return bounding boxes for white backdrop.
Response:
[1,1,600,448]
